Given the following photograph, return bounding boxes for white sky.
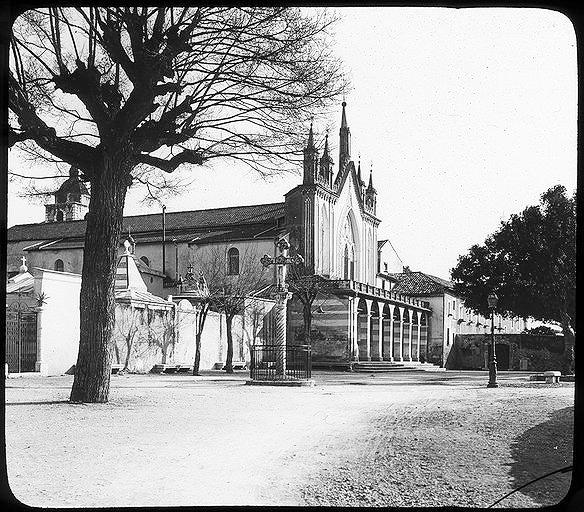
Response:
[7,7,577,279]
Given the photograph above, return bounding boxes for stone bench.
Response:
[225,361,247,370]
[213,361,248,370]
[111,364,123,374]
[176,364,193,373]
[543,371,561,383]
[150,363,189,374]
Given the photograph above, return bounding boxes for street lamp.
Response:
[487,291,498,388]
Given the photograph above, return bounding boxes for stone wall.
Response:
[447,334,565,372]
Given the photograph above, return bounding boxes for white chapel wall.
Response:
[34,269,81,376]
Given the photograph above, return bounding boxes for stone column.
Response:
[273,291,290,376]
[376,301,384,361]
[398,306,404,362]
[365,313,372,361]
[387,304,395,362]
[350,297,359,361]
[407,309,413,362]
[416,311,422,362]
[34,306,48,375]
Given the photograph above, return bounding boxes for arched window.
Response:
[343,245,355,280]
[54,259,64,272]
[140,256,150,267]
[341,213,357,281]
[227,248,239,275]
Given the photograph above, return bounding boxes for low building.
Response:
[387,269,526,366]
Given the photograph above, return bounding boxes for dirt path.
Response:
[5,372,574,508]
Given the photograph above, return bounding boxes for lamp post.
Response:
[487,291,498,388]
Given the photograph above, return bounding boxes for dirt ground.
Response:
[4,370,574,508]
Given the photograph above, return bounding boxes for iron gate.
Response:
[5,302,38,373]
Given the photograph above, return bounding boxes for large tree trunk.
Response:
[70,161,129,403]
[225,313,234,373]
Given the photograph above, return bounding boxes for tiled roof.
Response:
[115,288,174,308]
[188,224,280,245]
[389,271,454,296]
[8,202,286,242]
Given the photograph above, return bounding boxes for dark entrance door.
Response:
[6,303,38,373]
[495,343,510,370]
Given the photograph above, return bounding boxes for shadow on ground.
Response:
[509,406,573,506]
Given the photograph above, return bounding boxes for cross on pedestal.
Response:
[259,235,304,376]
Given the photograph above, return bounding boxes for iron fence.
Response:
[250,344,311,381]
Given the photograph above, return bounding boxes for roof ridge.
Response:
[8,202,286,230]
[128,201,286,219]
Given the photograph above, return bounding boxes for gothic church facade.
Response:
[8,103,442,367]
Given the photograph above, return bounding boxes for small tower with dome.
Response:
[45,166,90,222]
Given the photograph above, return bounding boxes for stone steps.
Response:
[353,361,443,372]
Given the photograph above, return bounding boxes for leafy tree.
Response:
[451,185,576,373]
[522,325,558,337]
[9,7,345,401]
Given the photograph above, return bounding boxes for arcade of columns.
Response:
[348,296,429,362]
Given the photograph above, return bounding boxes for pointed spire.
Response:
[339,100,351,172]
[307,119,315,148]
[303,118,317,184]
[323,132,330,155]
[368,165,375,191]
[357,156,362,183]
[341,99,348,129]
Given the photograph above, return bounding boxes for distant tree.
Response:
[9,7,346,402]
[146,308,177,365]
[113,305,142,371]
[522,325,558,337]
[451,185,576,373]
[180,269,212,376]
[286,260,330,346]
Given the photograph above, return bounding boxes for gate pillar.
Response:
[34,306,48,375]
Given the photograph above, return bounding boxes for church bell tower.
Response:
[45,166,90,222]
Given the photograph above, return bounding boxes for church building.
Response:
[7,102,522,369]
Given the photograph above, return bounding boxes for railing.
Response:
[328,279,430,309]
[250,344,312,381]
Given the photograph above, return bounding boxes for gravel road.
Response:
[5,371,574,508]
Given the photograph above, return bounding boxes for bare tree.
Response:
[179,268,212,376]
[286,260,330,347]
[9,7,346,401]
[113,305,142,371]
[145,308,177,365]
[190,245,270,373]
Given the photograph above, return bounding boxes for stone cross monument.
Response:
[260,234,304,376]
